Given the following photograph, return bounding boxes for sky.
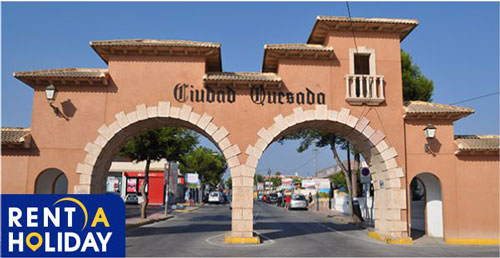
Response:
[2,2,499,178]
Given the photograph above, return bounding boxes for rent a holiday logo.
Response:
[1,194,125,257]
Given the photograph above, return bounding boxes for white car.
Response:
[289,194,308,210]
[125,193,139,204]
[208,191,223,204]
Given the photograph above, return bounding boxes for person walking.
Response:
[308,192,313,204]
[285,194,291,210]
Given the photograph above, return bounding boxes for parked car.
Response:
[267,193,279,204]
[208,191,224,204]
[125,193,139,204]
[289,194,308,210]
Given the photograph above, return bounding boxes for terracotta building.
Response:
[2,16,499,244]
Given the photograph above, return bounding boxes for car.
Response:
[125,193,139,204]
[267,193,279,204]
[289,194,308,210]
[208,191,224,204]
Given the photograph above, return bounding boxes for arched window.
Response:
[35,168,68,194]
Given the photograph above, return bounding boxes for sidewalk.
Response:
[125,203,201,229]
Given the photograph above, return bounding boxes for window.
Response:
[354,54,370,75]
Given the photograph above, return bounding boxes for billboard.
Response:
[257,183,264,191]
[301,180,316,188]
[185,173,200,188]
[281,178,293,190]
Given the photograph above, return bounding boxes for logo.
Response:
[1,194,125,257]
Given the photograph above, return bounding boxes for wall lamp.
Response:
[424,124,437,154]
[45,84,61,116]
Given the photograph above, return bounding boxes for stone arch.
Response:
[244,105,408,238]
[73,102,241,194]
[35,168,68,194]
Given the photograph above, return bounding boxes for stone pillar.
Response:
[230,165,255,238]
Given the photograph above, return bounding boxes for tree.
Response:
[225,177,232,189]
[329,172,347,189]
[270,177,282,188]
[181,147,228,188]
[254,173,264,185]
[401,49,434,102]
[120,127,199,219]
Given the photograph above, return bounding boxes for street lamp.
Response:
[44,84,64,117]
[424,124,437,154]
[45,84,57,103]
[423,124,437,139]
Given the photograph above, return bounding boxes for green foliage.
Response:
[181,147,227,187]
[270,177,282,187]
[401,49,434,101]
[329,172,347,190]
[254,174,264,185]
[292,177,302,184]
[120,127,199,163]
[225,177,232,189]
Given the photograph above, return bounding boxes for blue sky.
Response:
[2,2,499,177]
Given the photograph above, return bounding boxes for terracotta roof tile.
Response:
[455,135,500,153]
[90,39,220,48]
[264,44,334,52]
[14,68,107,79]
[1,127,30,145]
[404,101,474,120]
[316,16,418,25]
[204,72,282,82]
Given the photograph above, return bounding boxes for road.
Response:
[126,201,499,257]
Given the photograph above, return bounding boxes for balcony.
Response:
[345,74,385,105]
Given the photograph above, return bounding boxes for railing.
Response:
[344,74,385,105]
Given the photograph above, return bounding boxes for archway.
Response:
[243,105,408,238]
[74,102,240,194]
[410,172,443,238]
[35,168,68,194]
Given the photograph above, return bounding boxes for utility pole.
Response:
[164,161,170,215]
[313,148,318,178]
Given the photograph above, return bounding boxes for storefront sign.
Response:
[173,83,325,105]
[301,180,316,188]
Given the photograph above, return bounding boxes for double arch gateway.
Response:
[75,103,407,239]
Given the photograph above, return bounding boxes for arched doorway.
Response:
[35,168,68,194]
[410,172,443,238]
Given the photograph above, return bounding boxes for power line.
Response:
[449,91,499,105]
[346,2,359,52]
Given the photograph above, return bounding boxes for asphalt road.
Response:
[126,201,499,257]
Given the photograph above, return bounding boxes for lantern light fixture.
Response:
[424,124,437,139]
[45,84,57,102]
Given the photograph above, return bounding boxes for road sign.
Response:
[360,167,371,184]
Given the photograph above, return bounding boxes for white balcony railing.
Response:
[345,74,385,105]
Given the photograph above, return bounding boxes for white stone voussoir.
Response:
[76,163,93,175]
[157,101,171,117]
[346,115,359,128]
[338,108,350,124]
[169,106,181,119]
[84,142,102,157]
[223,144,241,159]
[303,110,315,121]
[227,156,240,168]
[136,104,148,120]
[115,111,130,129]
[188,112,201,125]
[197,113,213,130]
[381,147,398,161]
[205,123,218,136]
[212,127,229,143]
[219,137,232,151]
[326,110,337,122]
[314,105,328,120]
[273,115,288,131]
[126,111,139,125]
[257,128,273,144]
[284,114,298,127]
[179,104,193,121]
[147,106,158,118]
[293,107,306,123]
